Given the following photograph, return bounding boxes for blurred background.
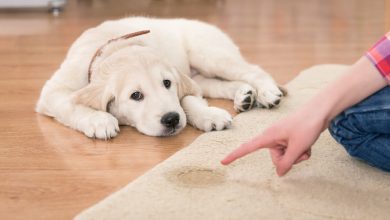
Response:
[1,0,389,83]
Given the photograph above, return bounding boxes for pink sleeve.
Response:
[365,32,390,83]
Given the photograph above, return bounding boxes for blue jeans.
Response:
[328,86,390,172]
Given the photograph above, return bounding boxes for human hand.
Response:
[222,56,389,176]
[221,110,325,176]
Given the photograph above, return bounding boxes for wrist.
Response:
[296,95,333,131]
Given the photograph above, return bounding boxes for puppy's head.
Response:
[73,43,200,137]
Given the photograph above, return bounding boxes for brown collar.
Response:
[87,30,150,83]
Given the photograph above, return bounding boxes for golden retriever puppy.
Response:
[36,17,284,139]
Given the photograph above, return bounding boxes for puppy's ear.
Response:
[172,68,201,99]
[72,83,114,112]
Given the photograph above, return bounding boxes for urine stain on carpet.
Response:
[165,166,226,188]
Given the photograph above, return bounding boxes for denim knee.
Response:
[329,114,390,172]
[329,114,368,157]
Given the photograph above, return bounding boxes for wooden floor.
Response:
[0,0,389,219]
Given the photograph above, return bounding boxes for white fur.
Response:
[36,17,284,139]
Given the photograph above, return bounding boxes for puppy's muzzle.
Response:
[161,112,180,128]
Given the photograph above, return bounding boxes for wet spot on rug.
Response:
[165,166,226,188]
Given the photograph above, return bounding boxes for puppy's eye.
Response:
[163,80,171,89]
[130,91,143,101]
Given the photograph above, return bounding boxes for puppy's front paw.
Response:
[78,112,119,140]
[234,84,256,112]
[192,107,232,132]
[255,80,284,109]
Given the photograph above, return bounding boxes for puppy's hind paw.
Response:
[255,81,285,109]
[234,84,256,112]
[77,111,120,140]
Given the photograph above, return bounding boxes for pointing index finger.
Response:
[221,134,275,165]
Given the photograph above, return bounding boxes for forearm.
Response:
[299,56,388,130]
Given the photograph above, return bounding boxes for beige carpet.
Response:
[75,65,390,220]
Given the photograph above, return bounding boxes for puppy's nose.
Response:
[161,112,180,128]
